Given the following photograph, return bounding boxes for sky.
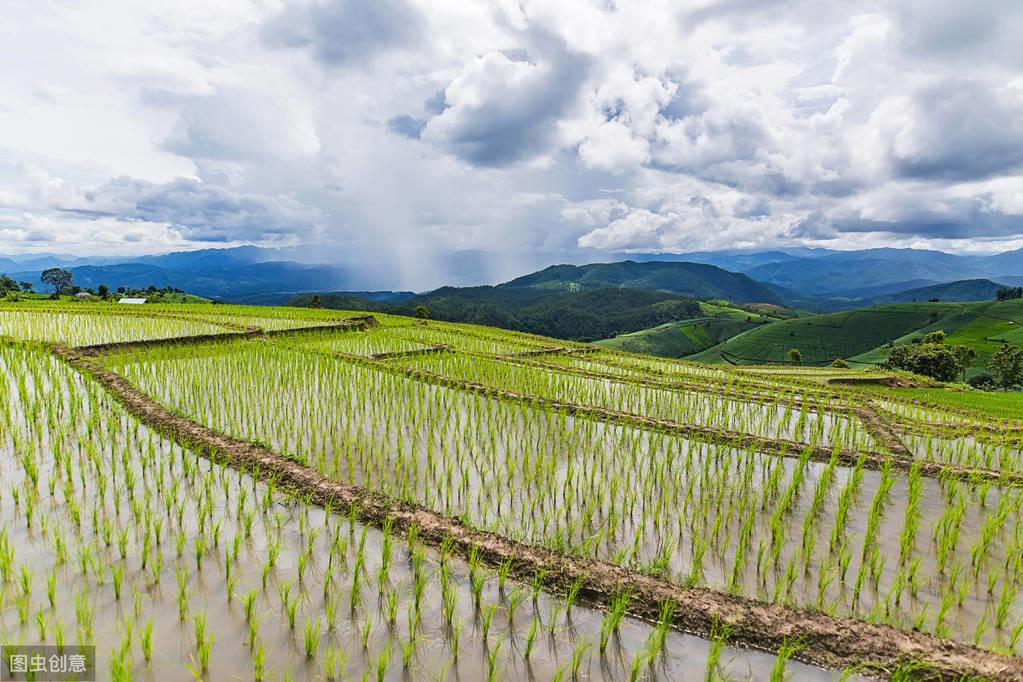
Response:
[1,0,1022,287]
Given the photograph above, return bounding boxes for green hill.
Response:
[502,260,782,304]
[690,300,1023,378]
[872,279,1007,304]
[595,302,774,357]
[293,286,704,342]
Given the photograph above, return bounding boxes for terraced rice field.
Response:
[1,301,1021,680]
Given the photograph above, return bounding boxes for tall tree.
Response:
[40,268,73,296]
[990,343,1023,390]
[951,346,978,382]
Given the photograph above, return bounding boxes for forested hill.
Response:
[291,286,704,341]
[502,260,781,304]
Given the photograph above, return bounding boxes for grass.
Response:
[596,301,773,357]
[860,386,1023,420]
[689,300,1023,376]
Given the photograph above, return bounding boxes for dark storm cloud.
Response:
[889,80,1023,183]
[892,0,1023,67]
[385,90,448,140]
[61,177,322,242]
[262,0,423,66]
[386,114,426,139]
[790,196,1023,241]
[421,33,591,167]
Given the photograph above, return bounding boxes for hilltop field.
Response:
[672,299,1023,378]
[594,301,777,357]
[1,300,1022,679]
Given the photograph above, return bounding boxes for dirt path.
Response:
[74,316,376,357]
[48,343,1023,681]
[854,403,914,458]
[370,344,451,360]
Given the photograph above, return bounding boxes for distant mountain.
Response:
[132,246,273,270]
[8,244,1023,306]
[741,248,1023,296]
[871,279,1008,304]
[745,252,965,295]
[12,260,354,300]
[502,260,782,304]
[645,249,811,272]
[290,260,782,341]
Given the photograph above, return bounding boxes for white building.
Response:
[118,298,147,305]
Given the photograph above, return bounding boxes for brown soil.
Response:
[48,343,1023,681]
[370,344,451,360]
[503,346,580,358]
[854,404,914,458]
[829,376,928,388]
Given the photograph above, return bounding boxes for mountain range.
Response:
[5,244,1023,307]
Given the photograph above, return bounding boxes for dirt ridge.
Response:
[370,344,451,360]
[48,343,1023,681]
[74,316,375,357]
[854,403,914,458]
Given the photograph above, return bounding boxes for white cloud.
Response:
[577,208,673,250]
[1,0,1022,282]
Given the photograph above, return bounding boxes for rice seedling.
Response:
[3,305,1018,679]
[303,618,321,658]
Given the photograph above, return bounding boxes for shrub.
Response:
[967,373,996,390]
[882,344,961,382]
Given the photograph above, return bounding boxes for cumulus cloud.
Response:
[262,0,424,66]
[577,208,673,250]
[420,33,589,166]
[31,175,323,244]
[83,177,319,242]
[162,88,322,161]
[875,80,1023,182]
[3,0,1023,273]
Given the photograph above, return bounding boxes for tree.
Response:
[309,294,322,309]
[788,348,801,365]
[40,268,73,296]
[996,287,1023,301]
[19,281,32,292]
[951,345,978,382]
[0,275,16,293]
[882,329,979,382]
[990,343,1023,390]
[831,358,850,369]
[883,344,960,381]
[414,305,430,320]
[98,283,110,300]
